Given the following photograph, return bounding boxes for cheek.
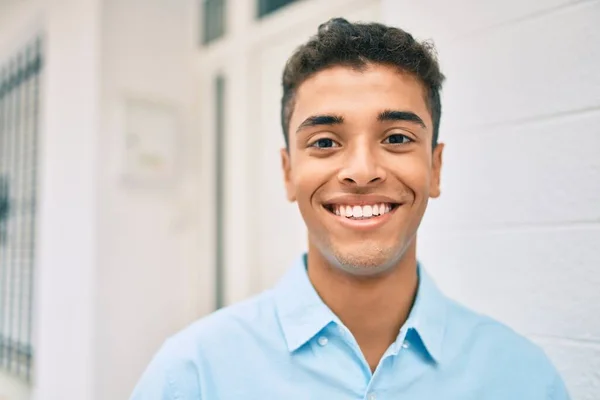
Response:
[390,153,432,197]
[291,159,335,220]
[292,158,332,197]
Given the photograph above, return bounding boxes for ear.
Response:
[429,143,444,198]
[280,148,296,202]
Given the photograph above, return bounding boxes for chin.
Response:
[326,242,404,277]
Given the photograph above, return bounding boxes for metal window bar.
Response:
[0,37,42,383]
[214,75,225,310]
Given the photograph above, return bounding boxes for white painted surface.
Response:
[1,0,204,399]
[0,0,42,61]
[95,0,204,399]
[382,1,600,398]
[0,373,28,400]
[34,0,101,398]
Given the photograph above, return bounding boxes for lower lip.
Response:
[324,206,399,231]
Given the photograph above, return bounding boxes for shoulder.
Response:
[443,298,568,396]
[169,289,281,353]
[444,298,551,366]
[130,290,280,399]
[129,335,202,400]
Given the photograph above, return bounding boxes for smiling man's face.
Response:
[281,63,443,276]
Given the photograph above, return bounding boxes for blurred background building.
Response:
[0,0,598,399]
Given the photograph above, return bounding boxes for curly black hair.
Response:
[281,18,445,148]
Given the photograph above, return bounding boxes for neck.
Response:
[306,242,419,370]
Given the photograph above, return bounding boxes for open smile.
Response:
[322,202,401,230]
[323,203,400,219]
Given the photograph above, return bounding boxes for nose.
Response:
[337,142,386,187]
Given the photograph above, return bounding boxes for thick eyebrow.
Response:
[296,114,344,133]
[378,109,426,129]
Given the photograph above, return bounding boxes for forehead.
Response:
[291,63,432,128]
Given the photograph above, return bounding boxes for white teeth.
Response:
[332,203,394,219]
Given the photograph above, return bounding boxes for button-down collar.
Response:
[274,254,447,362]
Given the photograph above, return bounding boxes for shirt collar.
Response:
[274,254,448,362]
[274,254,338,352]
[401,265,447,363]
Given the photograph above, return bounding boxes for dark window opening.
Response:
[202,0,226,45]
[258,0,300,18]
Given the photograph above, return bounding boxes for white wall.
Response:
[0,1,42,58]
[381,1,600,399]
[95,0,205,399]
[1,0,206,399]
[0,373,28,400]
[34,0,101,398]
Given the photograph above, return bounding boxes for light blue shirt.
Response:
[131,255,569,399]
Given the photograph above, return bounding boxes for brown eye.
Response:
[310,138,339,148]
[383,134,413,144]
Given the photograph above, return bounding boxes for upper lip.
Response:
[322,194,402,206]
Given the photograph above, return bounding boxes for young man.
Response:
[131,18,569,399]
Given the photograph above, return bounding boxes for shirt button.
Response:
[402,340,410,349]
[317,336,328,346]
[367,393,376,400]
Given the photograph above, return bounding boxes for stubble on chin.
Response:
[323,240,403,277]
